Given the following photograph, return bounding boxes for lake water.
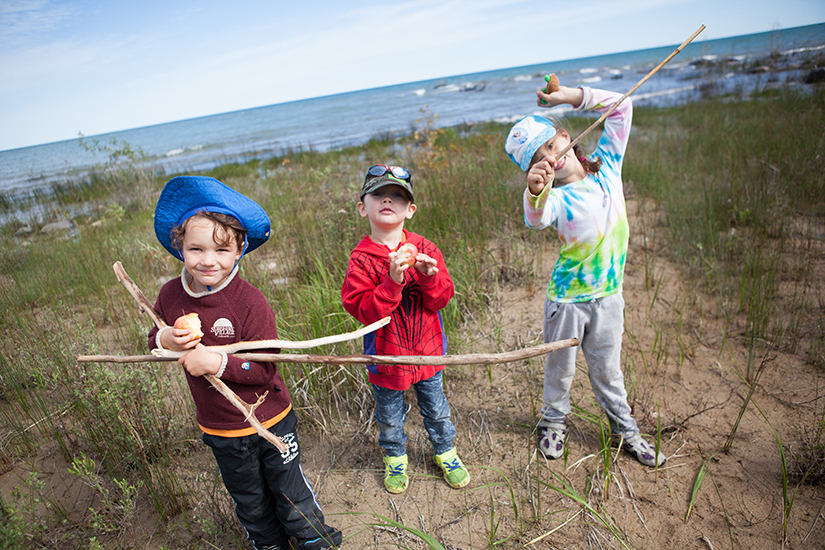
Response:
[1,23,823,201]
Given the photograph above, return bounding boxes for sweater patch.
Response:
[210,318,236,338]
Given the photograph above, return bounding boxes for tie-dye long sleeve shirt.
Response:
[523,87,631,303]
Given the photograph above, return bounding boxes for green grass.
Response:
[628,87,825,365]
[0,85,824,548]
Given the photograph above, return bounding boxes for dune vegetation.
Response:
[0,84,823,549]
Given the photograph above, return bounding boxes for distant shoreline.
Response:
[1,24,823,206]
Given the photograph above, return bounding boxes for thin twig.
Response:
[555,25,706,161]
[801,496,825,544]
[524,513,578,546]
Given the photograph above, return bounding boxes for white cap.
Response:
[504,115,557,171]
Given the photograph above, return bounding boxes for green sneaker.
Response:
[433,448,470,489]
[383,454,409,494]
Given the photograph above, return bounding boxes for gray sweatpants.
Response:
[538,293,640,436]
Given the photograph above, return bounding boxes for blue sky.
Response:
[2,0,824,152]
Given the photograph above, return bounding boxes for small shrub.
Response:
[0,495,26,550]
[790,414,825,486]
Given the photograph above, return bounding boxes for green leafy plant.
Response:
[68,453,142,534]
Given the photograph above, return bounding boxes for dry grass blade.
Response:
[524,513,578,546]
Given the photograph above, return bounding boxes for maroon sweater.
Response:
[148,268,291,435]
[341,230,454,390]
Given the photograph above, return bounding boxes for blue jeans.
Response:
[373,370,456,457]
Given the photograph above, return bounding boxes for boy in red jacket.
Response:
[341,165,470,494]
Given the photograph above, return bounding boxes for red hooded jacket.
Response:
[341,230,454,390]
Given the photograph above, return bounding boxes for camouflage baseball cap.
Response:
[360,165,414,203]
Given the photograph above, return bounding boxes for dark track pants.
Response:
[203,409,332,549]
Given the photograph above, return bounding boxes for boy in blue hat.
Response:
[149,176,342,550]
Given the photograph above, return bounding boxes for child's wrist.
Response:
[215,353,228,378]
[156,326,173,349]
[527,183,544,197]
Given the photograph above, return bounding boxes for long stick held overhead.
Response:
[555,24,706,160]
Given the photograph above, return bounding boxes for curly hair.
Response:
[170,211,246,255]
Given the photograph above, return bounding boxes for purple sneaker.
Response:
[537,423,567,459]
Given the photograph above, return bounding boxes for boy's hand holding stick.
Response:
[544,25,705,161]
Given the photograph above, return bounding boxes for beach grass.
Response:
[0,85,823,548]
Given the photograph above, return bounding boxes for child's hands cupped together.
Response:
[527,156,555,196]
[388,250,412,284]
[414,253,440,277]
[178,343,222,377]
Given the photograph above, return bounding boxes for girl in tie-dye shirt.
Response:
[504,84,665,468]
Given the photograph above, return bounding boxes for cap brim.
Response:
[360,176,414,203]
[154,176,271,261]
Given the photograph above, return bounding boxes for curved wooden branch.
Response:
[151,316,390,357]
[80,337,579,365]
[112,261,289,452]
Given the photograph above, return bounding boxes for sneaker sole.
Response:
[445,475,471,489]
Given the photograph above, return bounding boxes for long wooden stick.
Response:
[555,24,705,160]
[78,337,580,365]
[112,261,290,452]
[148,318,390,357]
[114,261,389,350]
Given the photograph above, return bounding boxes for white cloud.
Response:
[0,0,78,47]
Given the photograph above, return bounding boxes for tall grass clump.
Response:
[627,86,825,364]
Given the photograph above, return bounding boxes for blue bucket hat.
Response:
[154,176,271,261]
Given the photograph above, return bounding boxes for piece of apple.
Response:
[174,312,204,342]
[397,243,418,268]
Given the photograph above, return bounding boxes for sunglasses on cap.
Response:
[366,165,411,183]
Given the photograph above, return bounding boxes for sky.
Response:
[2,0,825,152]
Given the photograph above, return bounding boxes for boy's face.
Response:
[357,184,416,230]
[181,218,241,293]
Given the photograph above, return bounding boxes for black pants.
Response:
[203,409,332,548]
